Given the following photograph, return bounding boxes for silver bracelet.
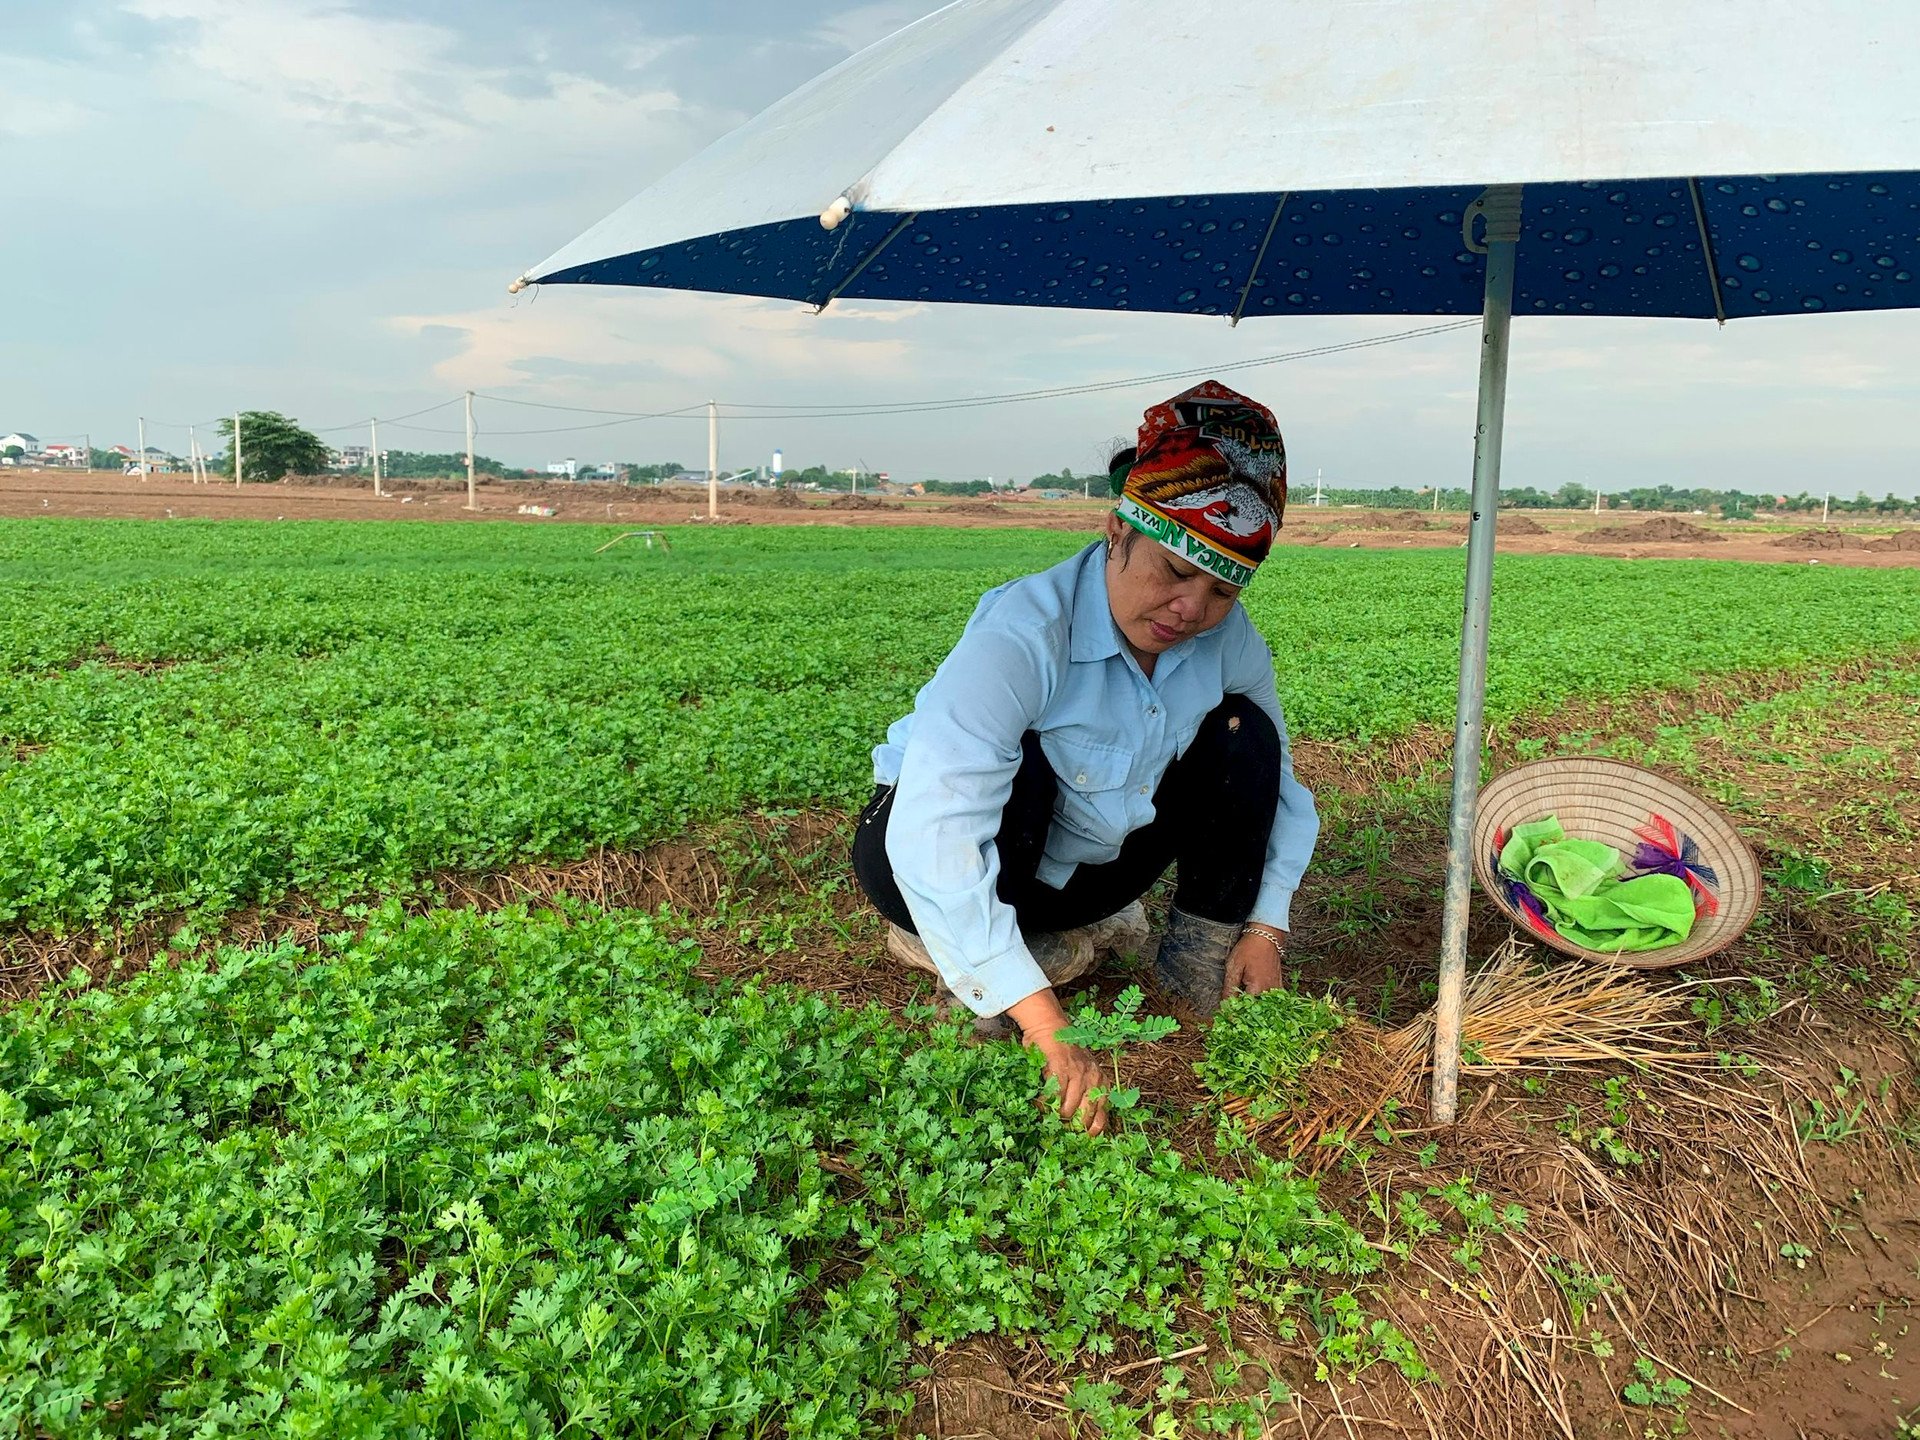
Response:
[1241,922,1288,958]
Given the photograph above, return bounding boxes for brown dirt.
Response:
[4,472,1914,566]
[1771,527,1871,551]
[825,492,898,510]
[1582,516,1728,545]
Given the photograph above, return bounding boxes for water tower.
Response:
[772,447,784,480]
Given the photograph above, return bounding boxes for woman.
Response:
[852,381,1318,1134]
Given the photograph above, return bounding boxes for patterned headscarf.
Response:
[1109,381,1286,587]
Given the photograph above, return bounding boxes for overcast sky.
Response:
[6,0,1920,496]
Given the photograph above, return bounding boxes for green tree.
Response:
[215,412,330,483]
[2,446,22,462]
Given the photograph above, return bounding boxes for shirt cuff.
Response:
[1247,884,1296,934]
[937,942,1052,1019]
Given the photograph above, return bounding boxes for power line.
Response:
[112,319,1477,446]
[456,319,1476,434]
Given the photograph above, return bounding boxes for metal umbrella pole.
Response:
[1430,185,1521,1125]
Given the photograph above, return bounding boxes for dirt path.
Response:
[4,471,1914,567]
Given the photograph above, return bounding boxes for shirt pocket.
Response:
[1043,736,1134,846]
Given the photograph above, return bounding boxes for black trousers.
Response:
[853,693,1281,935]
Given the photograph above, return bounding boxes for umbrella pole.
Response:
[1431,185,1523,1126]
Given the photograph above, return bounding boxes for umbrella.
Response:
[511,0,1920,1122]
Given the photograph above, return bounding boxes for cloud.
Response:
[0,61,99,137]
[120,0,696,192]
[386,288,927,395]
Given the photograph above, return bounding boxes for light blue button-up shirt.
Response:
[873,541,1319,1016]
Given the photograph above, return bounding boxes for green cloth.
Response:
[1497,815,1695,952]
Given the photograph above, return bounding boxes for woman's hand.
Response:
[1006,989,1109,1136]
[1223,929,1286,1001]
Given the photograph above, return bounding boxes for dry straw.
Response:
[1229,940,1711,1157]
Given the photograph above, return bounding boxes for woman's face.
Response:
[1102,513,1241,661]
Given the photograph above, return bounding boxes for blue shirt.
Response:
[873,541,1319,1016]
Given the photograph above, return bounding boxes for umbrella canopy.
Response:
[514,0,1920,1122]
[518,0,1920,320]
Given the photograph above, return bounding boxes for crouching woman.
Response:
[852,382,1318,1134]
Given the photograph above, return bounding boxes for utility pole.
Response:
[371,417,382,498]
[707,400,719,519]
[1821,489,1830,523]
[137,416,146,481]
[464,391,477,510]
[233,413,243,487]
[1593,481,1602,516]
[1432,482,1439,512]
[188,424,200,483]
[1314,467,1325,506]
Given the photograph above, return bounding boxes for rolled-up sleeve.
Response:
[1225,616,1319,931]
[885,622,1055,1016]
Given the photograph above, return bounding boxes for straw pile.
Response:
[1225,940,1707,1160]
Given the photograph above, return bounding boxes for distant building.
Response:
[40,442,85,467]
[546,458,579,479]
[330,445,371,470]
[1,432,41,455]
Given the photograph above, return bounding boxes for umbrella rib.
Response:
[1229,192,1289,327]
[811,211,920,314]
[1686,179,1728,325]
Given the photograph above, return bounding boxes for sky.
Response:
[5,0,1920,497]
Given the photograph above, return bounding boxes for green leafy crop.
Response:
[3,520,1917,933]
[1197,988,1347,1117]
[0,903,1388,1437]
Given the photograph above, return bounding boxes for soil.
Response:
[1772,527,1871,551]
[1582,516,1729,545]
[5,471,1915,568]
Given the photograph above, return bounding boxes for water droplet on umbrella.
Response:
[1653,213,1678,227]
[1736,254,1762,271]
[1181,248,1202,261]
[1420,266,1437,277]
[1598,262,1622,278]
[1722,275,1741,289]
[1199,221,1218,234]
[1564,228,1592,244]
[1766,198,1790,212]
[1801,295,1825,310]
[1715,182,1738,194]
[1454,251,1475,265]
[1402,227,1421,240]
[1896,271,1913,283]
[1609,191,1630,204]
[1177,288,1198,302]
[1321,233,1342,245]
[1287,292,1306,305]
[1875,255,1897,268]
[1829,249,1852,264]
[1869,182,1891,194]
[1564,268,1583,281]
[1740,204,1760,217]
[1754,289,1772,302]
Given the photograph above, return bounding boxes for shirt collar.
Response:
[1068,541,1123,664]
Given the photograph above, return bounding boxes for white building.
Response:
[1,433,42,456]
[546,458,578,479]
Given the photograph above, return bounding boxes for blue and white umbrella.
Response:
[513,0,1920,1118]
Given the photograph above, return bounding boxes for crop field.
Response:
[3,518,1919,1439]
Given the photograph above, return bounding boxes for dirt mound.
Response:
[1868,528,1920,553]
[1365,509,1439,531]
[1770,527,1868,551]
[938,501,1003,514]
[1499,514,1548,535]
[1581,516,1727,545]
[826,493,898,511]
